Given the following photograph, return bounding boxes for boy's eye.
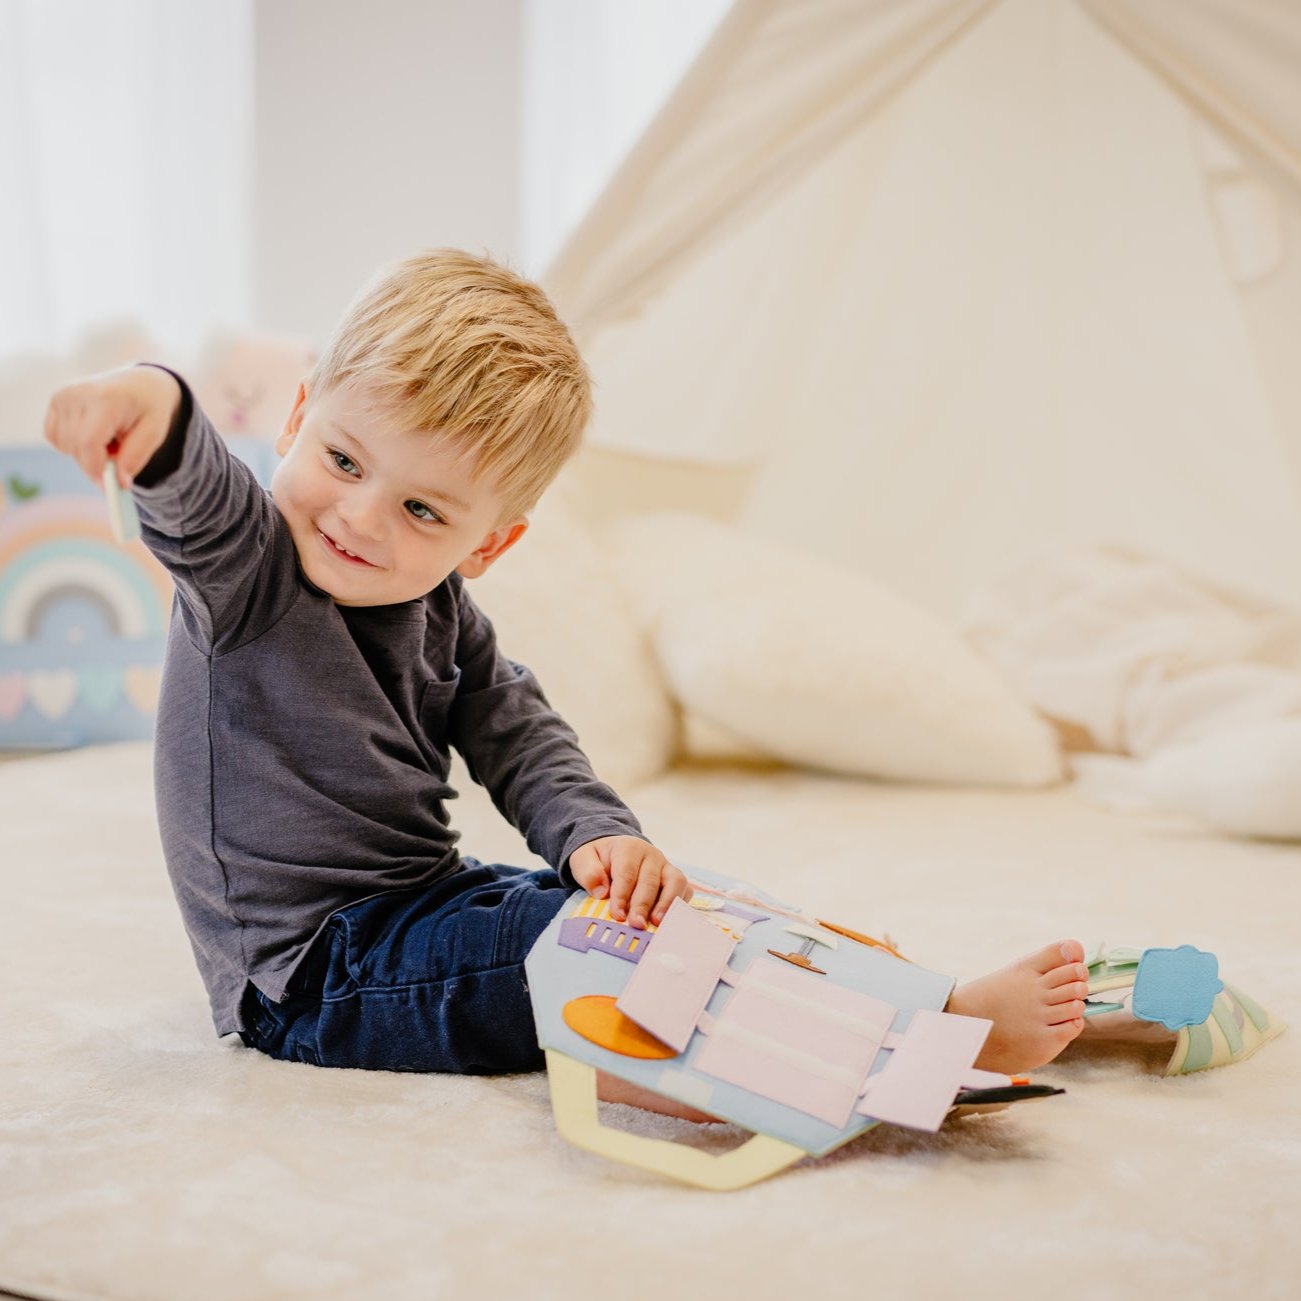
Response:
[405,499,444,524]
[330,450,359,476]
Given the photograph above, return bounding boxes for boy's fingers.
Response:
[77,437,112,484]
[607,842,642,922]
[568,844,609,897]
[626,858,663,930]
[110,433,138,488]
[42,399,60,448]
[114,421,166,487]
[101,411,146,487]
[586,859,611,898]
[45,372,172,489]
[48,398,123,485]
[651,865,691,925]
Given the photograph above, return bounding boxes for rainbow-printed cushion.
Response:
[0,439,275,749]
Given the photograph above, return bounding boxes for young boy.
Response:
[45,250,1089,1095]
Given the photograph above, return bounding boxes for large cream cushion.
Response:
[1141,719,1301,840]
[611,513,1062,787]
[468,492,677,793]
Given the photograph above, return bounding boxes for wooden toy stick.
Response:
[816,919,909,963]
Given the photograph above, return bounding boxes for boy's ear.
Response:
[274,380,311,457]
[456,518,529,579]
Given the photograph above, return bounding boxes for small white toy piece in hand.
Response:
[102,439,140,544]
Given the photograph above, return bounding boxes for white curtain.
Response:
[0,0,253,360]
[519,0,731,276]
[544,0,1301,615]
[542,0,999,333]
[1078,0,1301,194]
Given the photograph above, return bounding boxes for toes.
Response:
[1047,980,1090,1005]
[1029,941,1083,976]
[1048,1000,1087,1026]
[1046,962,1090,989]
[1049,1018,1085,1052]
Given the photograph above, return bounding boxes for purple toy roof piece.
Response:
[558,915,652,964]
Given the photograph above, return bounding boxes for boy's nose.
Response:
[336,489,384,540]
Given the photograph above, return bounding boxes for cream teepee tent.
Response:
[546,0,1301,618]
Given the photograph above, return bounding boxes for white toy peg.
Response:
[102,448,140,544]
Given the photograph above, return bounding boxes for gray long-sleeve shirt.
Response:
[134,386,642,1036]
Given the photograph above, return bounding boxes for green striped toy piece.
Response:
[1165,984,1286,1076]
[1085,945,1286,1076]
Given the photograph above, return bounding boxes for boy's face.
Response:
[271,381,527,607]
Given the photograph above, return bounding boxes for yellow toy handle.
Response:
[545,1050,805,1191]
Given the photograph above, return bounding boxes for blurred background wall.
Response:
[252,0,521,340]
[0,0,729,360]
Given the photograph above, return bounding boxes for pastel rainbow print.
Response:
[0,493,172,745]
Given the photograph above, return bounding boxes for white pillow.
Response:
[1141,720,1301,840]
[611,513,1062,787]
[469,492,677,793]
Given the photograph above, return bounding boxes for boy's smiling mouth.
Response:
[317,527,377,567]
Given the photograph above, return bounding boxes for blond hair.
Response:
[309,249,591,520]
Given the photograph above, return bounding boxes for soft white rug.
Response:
[3,744,1298,1300]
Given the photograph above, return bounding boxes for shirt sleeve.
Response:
[446,580,646,884]
[131,371,296,654]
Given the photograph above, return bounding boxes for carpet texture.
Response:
[2,743,1298,1300]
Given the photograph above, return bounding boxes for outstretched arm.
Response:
[49,364,292,652]
[448,581,688,924]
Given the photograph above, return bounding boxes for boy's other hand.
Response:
[568,836,691,930]
[45,364,181,489]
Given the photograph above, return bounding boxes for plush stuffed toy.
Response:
[191,332,316,439]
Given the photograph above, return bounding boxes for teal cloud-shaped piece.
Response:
[1132,945,1223,1030]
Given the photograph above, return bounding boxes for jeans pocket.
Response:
[292,1041,321,1067]
[242,987,289,1056]
[317,916,359,1001]
[492,869,568,969]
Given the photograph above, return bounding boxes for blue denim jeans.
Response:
[239,859,572,1074]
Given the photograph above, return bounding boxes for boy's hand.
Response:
[44,365,181,489]
[568,836,692,930]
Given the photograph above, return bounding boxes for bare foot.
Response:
[946,941,1089,1073]
[596,1070,719,1122]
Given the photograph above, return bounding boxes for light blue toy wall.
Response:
[0,440,276,749]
